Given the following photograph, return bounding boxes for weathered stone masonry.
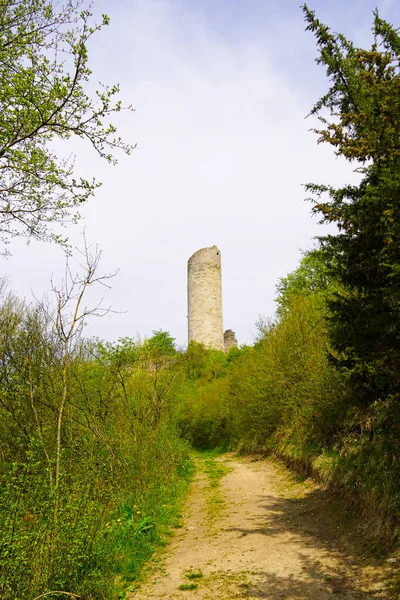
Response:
[224,329,238,352]
[187,246,238,351]
[188,246,224,350]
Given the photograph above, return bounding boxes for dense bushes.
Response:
[0,292,191,600]
[228,295,347,457]
[178,278,346,458]
[176,343,233,449]
[2,240,400,599]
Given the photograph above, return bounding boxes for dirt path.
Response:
[130,454,398,599]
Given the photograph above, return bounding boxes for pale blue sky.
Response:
[2,0,400,347]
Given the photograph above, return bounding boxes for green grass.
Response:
[192,451,232,525]
[185,570,203,580]
[179,583,198,590]
[202,459,230,488]
[115,454,195,588]
[192,449,231,488]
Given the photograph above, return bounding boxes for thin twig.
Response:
[32,592,81,600]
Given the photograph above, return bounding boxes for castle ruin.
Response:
[224,329,238,351]
[187,246,237,352]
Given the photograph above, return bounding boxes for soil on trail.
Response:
[130,454,398,600]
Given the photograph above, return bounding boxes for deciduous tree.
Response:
[0,0,134,251]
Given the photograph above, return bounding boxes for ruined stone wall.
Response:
[224,329,238,352]
[187,246,224,350]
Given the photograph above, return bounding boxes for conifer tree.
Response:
[303,5,400,404]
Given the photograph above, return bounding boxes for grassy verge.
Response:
[191,451,231,526]
[113,454,195,596]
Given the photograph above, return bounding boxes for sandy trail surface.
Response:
[130,454,398,599]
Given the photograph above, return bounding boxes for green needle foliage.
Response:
[0,0,134,252]
[303,4,400,407]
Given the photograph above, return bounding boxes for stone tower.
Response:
[187,246,224,350]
